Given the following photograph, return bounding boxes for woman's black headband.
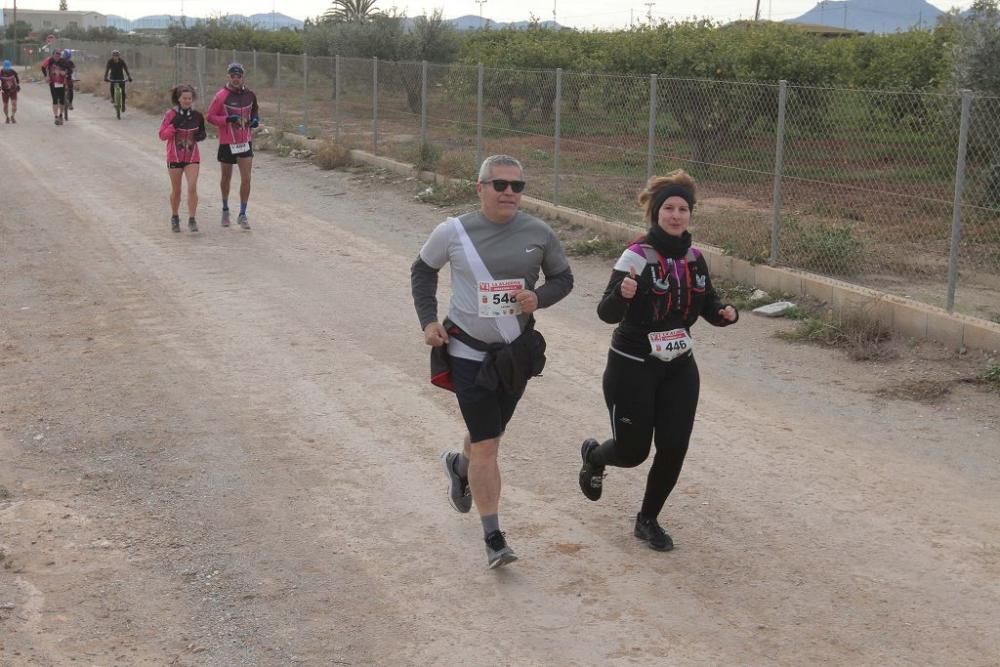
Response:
[650,184,695,222]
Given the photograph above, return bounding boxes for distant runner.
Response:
[41,48,68,125]
[1,61,19,124]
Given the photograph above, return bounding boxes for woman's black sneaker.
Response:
[634,513,674,551]
[578,438,605,501]
[171,216,181,233]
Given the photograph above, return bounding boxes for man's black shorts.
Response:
[49,84,66,105]
[450,356,523,443]
[217,142,253,164]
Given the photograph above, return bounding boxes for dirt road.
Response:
[2,82,998,666]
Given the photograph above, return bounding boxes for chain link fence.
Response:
[36,42,1000,323]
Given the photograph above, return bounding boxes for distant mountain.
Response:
[104,13,304,32]
[439,15,562,31]
[786,0,943,33]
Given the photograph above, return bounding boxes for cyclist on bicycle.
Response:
[207,62,259,229]
[1,60,19,124]
[104,50,133,111]
[41,48,69,125]
[61,48,77,111]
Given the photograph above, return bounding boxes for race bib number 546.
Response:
[478,279,525,318]
[648,328,693,363]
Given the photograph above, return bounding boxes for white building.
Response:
[2,8,107,33]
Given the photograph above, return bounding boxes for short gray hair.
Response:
[478,155,523,182]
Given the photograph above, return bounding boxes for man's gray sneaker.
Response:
[238,213,251,230]
[221,210,231,227]
[441,451,472,513]
[484,530,518,569]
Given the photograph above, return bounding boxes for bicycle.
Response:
[108,79,127,119]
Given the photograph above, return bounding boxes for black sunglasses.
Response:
[482,179,526,193]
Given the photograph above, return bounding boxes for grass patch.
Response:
[978,364,1000,392]
[875,379,956,403]
[436,152,478,179]
[781,216,865,276]
[565,235,623,258]
[400,142,442,172]
[312,139,352,170]
[777,310,897,361]
[0,485,9,500]
[415,180,477,207]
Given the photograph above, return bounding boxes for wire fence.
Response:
[46,40,1000,324]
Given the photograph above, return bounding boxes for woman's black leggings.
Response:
[589,350,700,519]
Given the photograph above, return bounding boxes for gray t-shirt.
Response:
[419,210,571,361]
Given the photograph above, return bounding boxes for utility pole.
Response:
[754,0,761,21]
[553,0,557,24]
[843,2,847,29]
[476,0,488,28]
[13,0,18,66]
[644,1,655,24]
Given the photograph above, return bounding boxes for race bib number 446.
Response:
[478,279,525,318]
[647,328,693,363]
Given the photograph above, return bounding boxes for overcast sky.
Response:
[1,1,979,30]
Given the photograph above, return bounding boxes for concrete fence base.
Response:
[280,134,1000,354]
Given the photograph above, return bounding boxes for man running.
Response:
[206,63,259,230]
[41,48,69,125]
[103,50,132,111]
[410,154,575,568]
[0,61,19,124]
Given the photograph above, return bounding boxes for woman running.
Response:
[158,85,207,233]
[578,169,738,552]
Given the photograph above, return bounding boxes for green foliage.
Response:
[778,311,897,361]
[415,180,477,206]
[948,1,1000,206]
[4,21,31,40]
[167,18,304,54]
[980,364,1000,390]
[782,216,864,276]
[59,25,155,45]
[565,235,624,258]
[323,0,381,23]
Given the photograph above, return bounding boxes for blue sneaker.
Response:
[441,451,472,513]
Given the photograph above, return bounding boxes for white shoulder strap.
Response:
[450,217,521,343]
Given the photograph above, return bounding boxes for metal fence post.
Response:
[197,46,206,105]
[946,90,973,313]
[770,80,789,265]
[252,49,257,88]
[231,48,236,65]
[476,63,484,170]
[276,52,282,129]
[302,52,309,134]
[372,56,379,154]
[554,68,562,206]
[420,60,428,149]
[335,55,341,142]
[173,44,178,87]
[646,74,657,181]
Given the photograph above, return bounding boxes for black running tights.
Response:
[589,350,700,519]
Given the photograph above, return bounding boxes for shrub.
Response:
[313,139,352,169]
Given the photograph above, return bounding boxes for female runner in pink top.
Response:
[159,84,207,233]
